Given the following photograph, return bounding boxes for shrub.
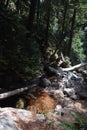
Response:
[60,112,87,130]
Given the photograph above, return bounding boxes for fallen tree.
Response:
[0,62,87,100]
[0,84,37,100]
[44,62,87,76]
[62,62,87,72]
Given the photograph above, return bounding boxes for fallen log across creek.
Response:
[62,62,87,72]
[44,62,87,76]
[0,62,87,100]
[0,84,37,100]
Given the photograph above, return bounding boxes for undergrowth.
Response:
[60,112,87,130]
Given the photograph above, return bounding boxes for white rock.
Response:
[36,114,45,121]
[63,88,75,97]
[54,105,62,116]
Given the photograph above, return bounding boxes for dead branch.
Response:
[44,62,87,77]
[0,84,37,100]
[61,52,65,62]
[62,62,87,72]
[48,66,64,76]
[0,62,87,100]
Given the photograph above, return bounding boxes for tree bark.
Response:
[58,1,68,52]
[5,0,10,7]
[45,0,51,47]
[44,62,87,75]
[67,8,76,57]
[0,84,37,100]
[16,0,21,14]
[36,0,40,33]
[28,0,37,32]
[36,0,40,22]
[0,0,5,7]
[62,62,87,72]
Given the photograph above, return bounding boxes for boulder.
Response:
[63,88,75,97]
[54,105,62,116]
[79,92,87,100]
[0,107,63,130]
[0,107,45,130]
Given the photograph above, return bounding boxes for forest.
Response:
[0,0,87,130]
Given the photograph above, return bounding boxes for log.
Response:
[0,84,37,100]
[48,66,64,76]
[44,62,87,77]
[0,62,86,100]
[62,62,87,72]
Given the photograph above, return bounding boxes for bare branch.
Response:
[62,63,87,72]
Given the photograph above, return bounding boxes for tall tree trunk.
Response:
[39,0,51,62]
[36,0,40,33]
[61,3,67,38]
[37,0,40,22]
[0,0,5,6]
[45,0,51,48]
[58,1,68,52]
[28,0,37,32]
[16,0,21,14]
[67,9,76,57]
[5,0,10,7]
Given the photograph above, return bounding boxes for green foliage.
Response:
[0,0,87,84]
[71,32,85,64]
[81,26,87,61]
[0,5,40,81]
[65,56,71,66]
[60,112,87,130]
[48,119,55,127]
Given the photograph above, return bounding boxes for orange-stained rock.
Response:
[0,107,38,130]
[0,107,61,130]
[26,89,57,113]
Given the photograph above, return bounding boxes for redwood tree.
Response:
[67,8,76,57]
[28,0,37,32]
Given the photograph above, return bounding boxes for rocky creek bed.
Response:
[0,63,87,130]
